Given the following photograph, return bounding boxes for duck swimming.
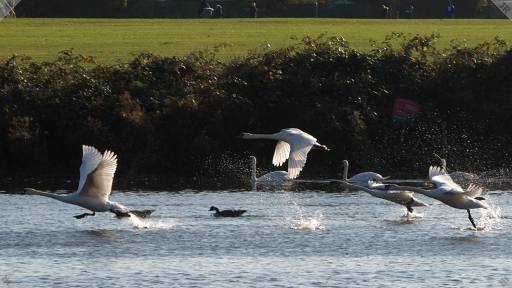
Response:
[209,206,247,217]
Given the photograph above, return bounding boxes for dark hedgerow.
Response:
[0,34,511,181]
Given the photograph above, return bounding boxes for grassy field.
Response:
[0,18,511,63]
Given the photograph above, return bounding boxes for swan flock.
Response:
[22,127,492,230]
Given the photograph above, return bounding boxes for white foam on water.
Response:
[284,203,325,231]
[396,208,425,224]
[451,225,490,232]
[126,214,176,229]
[259,190,325,231]
[400,207,425,220]
[477,195,502,231]
[449,195,502,232]
[288,216,325,231]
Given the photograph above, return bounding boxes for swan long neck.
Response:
[241,133,280,140]
[342,160,349,181]
[25,188,69,203]
[441,159,447,172]
[250,156,257,182]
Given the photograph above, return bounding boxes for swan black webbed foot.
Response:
[111,210,131,218]
[129,209,154,218]
[406,199,414,214]
[467,209,477,229]
[74,211,96,219]
[110,209,154,219]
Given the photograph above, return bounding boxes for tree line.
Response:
[0,34,511,185]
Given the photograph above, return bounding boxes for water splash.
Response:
[287,215,325,231]
[398,208,424,224]
[450,195,502,232]
[477,195,502,231]
[259,190,325,231]
[284,202,325,231]
[126,214,176,229]
[479,168,512,188]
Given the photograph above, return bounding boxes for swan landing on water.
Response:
[338,160,427,214]
[25,145,154,220]
[387,166,488,229]
[242,128,329,179]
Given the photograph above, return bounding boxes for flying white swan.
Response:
[25,145,154,219]
[386,166,487,228]
[339,160,427,214]
[250,156,290,184]
[241,128,329,179]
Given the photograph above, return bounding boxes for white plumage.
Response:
[388,166,487,228]
[339,160,427,213]
[242,128,329,179]
[250,156,290,187]
[25,145,153,219]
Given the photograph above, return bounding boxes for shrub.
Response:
[0,34,510,180]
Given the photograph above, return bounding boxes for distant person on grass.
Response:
[447,0,455,18]
[213,4,223,18]
[198,0,214,18]
[249,2,257,18]
[381,4,390,19]
[200,3,214,18]
[198,0,208,16]
[404,1,414,18]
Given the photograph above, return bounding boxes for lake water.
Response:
[0,187,510,288]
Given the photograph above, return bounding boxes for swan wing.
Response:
[272,141,290,167]
[428,165,446,179]
[367,180,385,190]
[281,128,305,134]
[75,145,103,195]
[429,166,464,193]
[464,184,483,197]
[287,139,314,179]
[78,149,118,201]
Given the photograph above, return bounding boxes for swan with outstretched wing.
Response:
[242,128,329,179]
[386,166,487,229]
[25,145,154,219]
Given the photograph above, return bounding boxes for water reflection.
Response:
[83,230,121,240]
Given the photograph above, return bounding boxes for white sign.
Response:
[0,0,21,20]
[492,0,512,19]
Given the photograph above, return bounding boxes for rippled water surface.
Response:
[1,189,511,287]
